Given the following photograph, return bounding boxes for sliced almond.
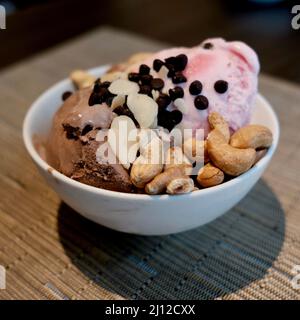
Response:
[151,89,160,101]
[174,98,188,114]
[127,94,158,128]
[70,70,96,89]
[158,65,169,79]
[108,115,139,169]
[108,79,139,95]
[111,95,126,111]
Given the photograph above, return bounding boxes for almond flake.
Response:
[108,79,139,95]
[174,98,188,114]
[127,94,158,129]
[111,95,126,110]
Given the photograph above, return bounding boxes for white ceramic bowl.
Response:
[23,66,280,235]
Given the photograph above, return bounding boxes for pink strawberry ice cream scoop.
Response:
[128,38,260,136]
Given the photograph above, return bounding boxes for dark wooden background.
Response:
[0,0,300,82]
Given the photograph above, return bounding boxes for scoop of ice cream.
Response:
[127,38,259,136]
[46,88,133,192]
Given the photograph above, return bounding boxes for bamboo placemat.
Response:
[0,27,300,300]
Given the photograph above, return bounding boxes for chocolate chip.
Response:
[170,110,183,124]
[166,64,176,77]
[93,82,101,93]
[106,96,114,106]
[81,124,93,136]
[165,56,177,66]
[139,64,150,75]
[175,54,188,71]
[88,92,100,106]
[156,93,171,110]
[100,81,111,88]
[172,72,187,84]
[203,42,213,49]
[194,95,209,110]
[139,85,152,96]
[151,78,164,91]
[157,109,171,129]
[189,80,202,95]
[114,105,139,127]
[153,59,164,72]
[169,86,184,101]
[63,124,80,140]
[214,80,228,94]
[62,91,72,101]
[128,72,140,83]
[140,74,153,85]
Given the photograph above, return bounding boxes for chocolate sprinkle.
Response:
[189,80,203,95]
[214,80,228,94]
[139,64,150,75]
[153,59,164,72]
[62,91,72,101]
[81,124,93,136]
[139,84,152,96]
[194,95,209,110]
[113,105,139,127]
[157,109,183,131]
[172,72,187,84]
[169,86,184,101]
[151,78,164,91]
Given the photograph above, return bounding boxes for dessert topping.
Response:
[194,95,209,110]
[189,80,203,95]
[214,80,228,94]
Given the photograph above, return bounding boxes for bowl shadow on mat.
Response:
[57,179,285,300]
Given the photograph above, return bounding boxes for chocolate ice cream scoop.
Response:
[46,87,133,193]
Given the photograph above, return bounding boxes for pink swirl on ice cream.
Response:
[129,38,260,136]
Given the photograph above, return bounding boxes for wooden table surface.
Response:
[0,27,300,300]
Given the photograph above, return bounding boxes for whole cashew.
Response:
[166,177,194,195]
[208,112,230,142]
[197,163,224,188]
[230,125,273,149]
[207,113,256,176]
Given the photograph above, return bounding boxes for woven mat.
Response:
[0,27,300,300]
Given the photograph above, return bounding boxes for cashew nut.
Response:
[208,112,230,142]
[254,148,268,165]
[207,114,256,176]
[70,70,96,89]
[145,167,185,195]
[130,136,163,188]
[166,177,194,195]
[165,146,192,175]
[183,138,209,164]
[197,163,224,188]
[230,125,273,149]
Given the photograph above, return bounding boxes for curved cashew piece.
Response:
[207,114,256,176]
[166,177,194,195]
[197,163,224,188]
[254,149,268,165]
[145,167,184,195]
[130,137,163,188]
[208,112,230,142]
[230,125,273,149]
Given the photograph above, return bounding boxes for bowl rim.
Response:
[23,66,280,201]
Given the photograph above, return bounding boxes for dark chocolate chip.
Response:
[99,87,110,100]
[214,80,228,94]
[62,91,72,101]
[63,124,80,140]
[114,105,139,127]
[93,82,101,93]
[170,110,183,124]
[88,92,100,106]
[165,56,177,66]
[156,93,171,110]
[128,72,140,83]
[100,81,111,88]
[153,59,164,72]
[169,86,184,101]
[151,78,164,91]
[175,54,188,71]
[106,96,114,106]
[81,124,93,136]
[140,74,153,85]
[139,64,150,75]
[172,72,187,84]
[203,42,213,49]
[194,95,209,110]
[139,85,152,96]
[189,80,203,95]
[166,64,176,77]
